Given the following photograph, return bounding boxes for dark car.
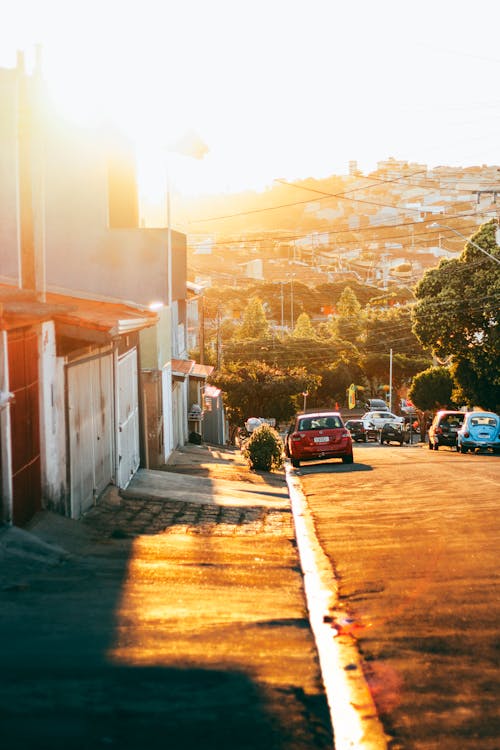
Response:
[364,398,389,412]
[380,421,409,445]
[286,411,353,468]
[428,410,466,450]
[345,418,378,443]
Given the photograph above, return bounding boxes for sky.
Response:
[1,0,499,197]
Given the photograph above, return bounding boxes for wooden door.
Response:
[8,328,41,526]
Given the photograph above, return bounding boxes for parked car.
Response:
[428,410,466,450]
[345,418,378,443]
[380,421,410,445]
[456,412,500,454]
[364,399,389,412]
[361,411,404,430]
[285,411,353,468]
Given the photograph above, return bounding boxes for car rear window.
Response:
[470,416,497,426]
[298,416,342,430]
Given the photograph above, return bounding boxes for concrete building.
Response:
[0,52,212,525]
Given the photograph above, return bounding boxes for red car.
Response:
[285,411,353,468]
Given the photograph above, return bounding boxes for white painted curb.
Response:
[286,466,389,750]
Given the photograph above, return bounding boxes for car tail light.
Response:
[341,431,351,439]
[291,433,303,441]
[463,431,470,438]
[435,426,442,435]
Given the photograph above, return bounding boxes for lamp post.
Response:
[429,222,500,266]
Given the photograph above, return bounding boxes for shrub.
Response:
[242,423,284,471]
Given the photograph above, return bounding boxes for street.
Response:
[294,442,500,750]
[0,449,333,750]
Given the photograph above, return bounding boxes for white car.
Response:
[362,411,405,430]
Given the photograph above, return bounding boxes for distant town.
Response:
[172,159,499,291]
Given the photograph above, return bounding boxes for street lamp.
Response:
[429,222,500,266]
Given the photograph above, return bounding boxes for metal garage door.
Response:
[67,353,114,518]
[117,347,140,488]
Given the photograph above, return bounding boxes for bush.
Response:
[242,423,284,471]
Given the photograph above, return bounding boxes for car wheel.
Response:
[342,453,353,464]
[428,440,433,450]
[363,435,367,442]
[460,446,468,454]
[291,457,300,468]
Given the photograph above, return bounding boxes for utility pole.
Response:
[280,282,284,331]
[285,273,296,330]
[389,348,393,412]
[199,294,205,365]
[216,306,222,370]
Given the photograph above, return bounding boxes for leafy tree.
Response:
[362,352,392,396]
[337,286,362,317]
[209,360,315,427]
[292,312,316,339]
[364,305,426,357]
[391,353,433,392]
[221,334,360,373]
[408,366,455,412]
[233,297,270,340]
[412,220,500,410]
[330,286,365,343]
[312,358,366,409]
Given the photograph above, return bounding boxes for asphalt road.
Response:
[0,451,332,750]
[294,441,500,750]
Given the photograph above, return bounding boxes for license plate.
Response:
[314,436,329,443]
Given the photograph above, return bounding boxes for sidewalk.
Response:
[0,444,333,750]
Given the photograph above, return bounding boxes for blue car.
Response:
[456,412,500,454]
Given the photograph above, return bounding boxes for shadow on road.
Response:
[1,661,297,749]
[293,461,374,476]
[0,500,332,750]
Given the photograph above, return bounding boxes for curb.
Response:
[285,466,389,750]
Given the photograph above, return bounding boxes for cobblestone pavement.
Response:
[82,496,293,538]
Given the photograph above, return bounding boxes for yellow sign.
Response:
[348,383,356,409]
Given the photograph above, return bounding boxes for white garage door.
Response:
[67,353,114,518]
[117,347,140,489]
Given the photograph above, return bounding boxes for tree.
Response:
[412,221,500,410]
[313,358,366,409]
[337,286,362,318]
[364,305,426,357]
[408,366,455,412]
[234,297,270,340]
[330,286,365,343]
[221,334,360,373]
[209,361,316,427]
[292,312,316,339]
